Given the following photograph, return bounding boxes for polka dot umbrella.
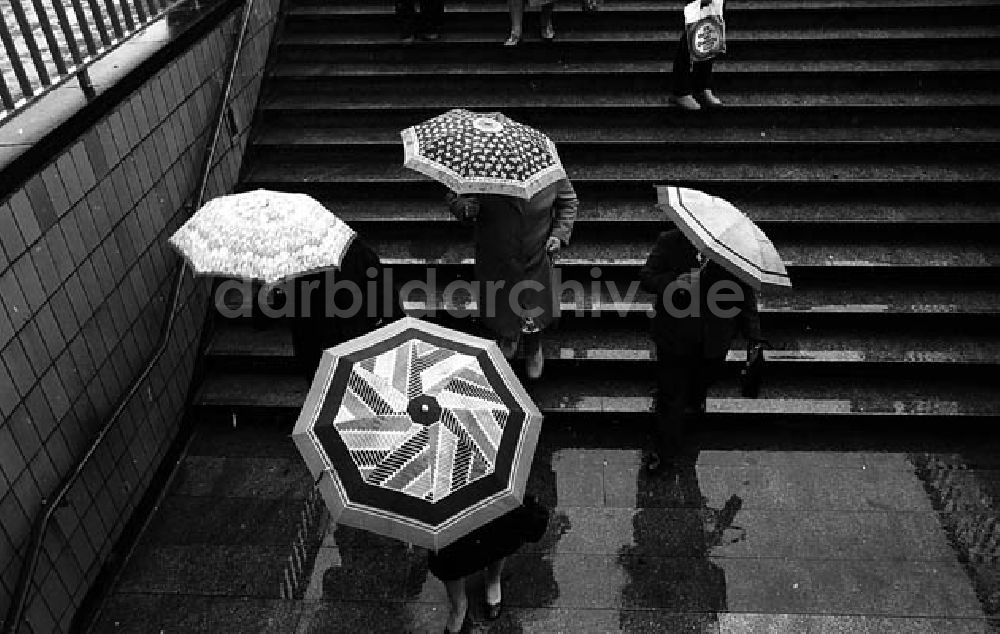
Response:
[293,317,543,550]
[168,189,356,284]
[401,109,567,200]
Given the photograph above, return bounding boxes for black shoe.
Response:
[486,600,503,621]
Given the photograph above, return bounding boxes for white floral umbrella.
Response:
[168,190,356,283]
[401,109,567,200]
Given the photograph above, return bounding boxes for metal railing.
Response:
[1,0,256,629]
[0,0,186,120]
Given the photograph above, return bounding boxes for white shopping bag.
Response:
[684,0,726,62]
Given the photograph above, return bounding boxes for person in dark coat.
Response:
[429,498,547,633]
[396,0,444,41]
[448,179,578,380]
[670,0,723,110]
[639,229,761,472]
[284,237,404,379]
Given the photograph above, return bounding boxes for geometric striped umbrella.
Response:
[168,189,356,284]
[292,317,543,550]
[656,185,792,289]
[401,109,566,200]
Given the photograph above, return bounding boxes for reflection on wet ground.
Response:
[92,420,1000,633]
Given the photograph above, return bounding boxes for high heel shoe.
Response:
[504,32,521,46]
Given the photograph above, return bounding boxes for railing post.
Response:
[78,70,97,99]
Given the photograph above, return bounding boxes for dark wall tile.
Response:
[56,153,85,209]
[83,130,109,182]
[24,175,57,234]
[30,240,60,297]
[71,142,98,194]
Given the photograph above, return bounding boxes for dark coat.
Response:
[639,229,760,359]
[450,179,578,338]
[286,238,403,376]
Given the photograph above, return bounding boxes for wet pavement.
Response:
[91,420,1000,633]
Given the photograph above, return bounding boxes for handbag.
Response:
[684,0,726,62]
[739,341,766,398]
[515,494,550,543]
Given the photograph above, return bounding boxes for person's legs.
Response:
[506,0,524,44]
[693,57,722,106]
[540,3,554,40]
[524,330,544,380]
[396,0,418,39]
[485,557,505,612]
[650,346,692,472]
[443,577,469,633]
[418,0,443,39]
[670,33,701,110]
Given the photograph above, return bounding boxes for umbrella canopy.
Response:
[655,186,791,289]
[293,317,543,550]
[401,108,567,200]
[168,189,356,284]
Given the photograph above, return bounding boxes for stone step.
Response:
[276,29,1000,62]
[243,160,1000,189]
[311,198,1000,226]
[206,320,1000,370]
[193,371,1000,419]
[254,126,1000,146]
[216,282,1000,319]
[286,0,1000,32]
[261,90,1000,110]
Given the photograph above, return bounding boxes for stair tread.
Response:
[195,372,1000,416]
[221,286,1000,315]
[262,91,1000,109]
[245,161,1000,183]
[312,199,1000,224]
[402,287,1000,314]
[280,27,1000,44]
[288,0,1000,15]
[208,322,1000,364]
[273,59,1000,76]
[256,126,1000,145]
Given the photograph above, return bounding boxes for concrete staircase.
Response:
[195,0,1000,425]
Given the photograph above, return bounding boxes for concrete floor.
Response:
[90,420,1000,633]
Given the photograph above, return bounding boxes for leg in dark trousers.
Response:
[672,32,713,97]
[396,0,443,38]
[652,346,697,468]
[688,355,726,415]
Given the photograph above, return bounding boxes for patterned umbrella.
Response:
[168,189,356,283]
[401,108,567,200]
[656,185,791,289]
[293,317,543,550]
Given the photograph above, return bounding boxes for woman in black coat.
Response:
[286,237,404,378]
[430,498,547,633]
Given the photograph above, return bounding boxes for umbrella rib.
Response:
[673,189,789,278]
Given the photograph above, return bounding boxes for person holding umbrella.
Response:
[447,181,577,380]
[400,109,578,380]
[640,186,789,473]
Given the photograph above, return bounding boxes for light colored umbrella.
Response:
[293,317,543,550]
[656,186,791,289]
[168,189,356,283]
[401,108,566,200]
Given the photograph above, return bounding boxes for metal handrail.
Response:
[0,0,188,121]
[1,0,256,630]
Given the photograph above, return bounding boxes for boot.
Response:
[525,334,544,380]
[669,94,701,110]
[696,89,723,107]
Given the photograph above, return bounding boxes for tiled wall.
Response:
[0,0,281,630]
